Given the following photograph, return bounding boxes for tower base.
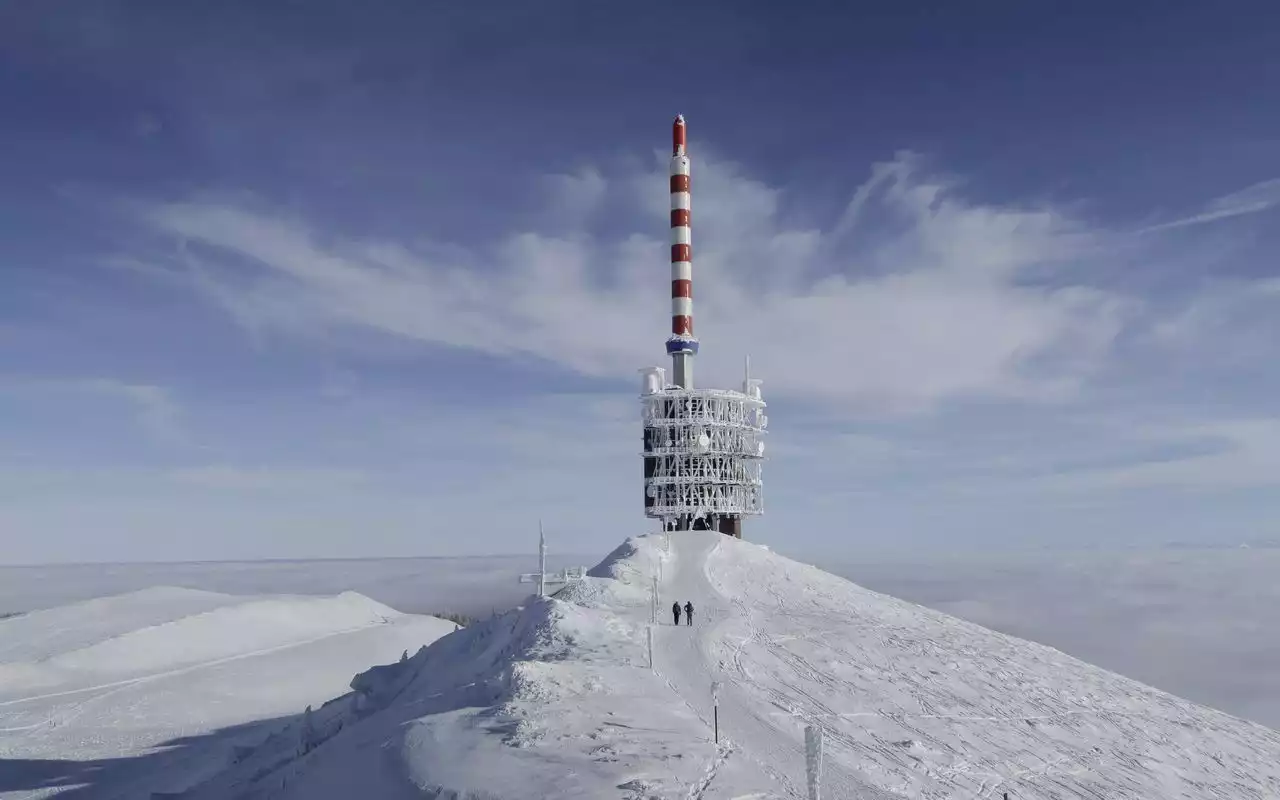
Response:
[664,514,743,539]
[718,516,743,539]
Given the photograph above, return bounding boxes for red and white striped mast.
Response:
[639,114,766,538]
[667,114,699,389]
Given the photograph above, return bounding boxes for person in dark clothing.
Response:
[684,601,694,626]
[672,601,681,626]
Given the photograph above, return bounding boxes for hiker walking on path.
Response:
[672,601,681,626]
[684,601,694,626]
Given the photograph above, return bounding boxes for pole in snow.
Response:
[651,575,659,625]
[711,681,722,744]
[647,625,654,671]
[538,521,547,598]
[805,724,823,800]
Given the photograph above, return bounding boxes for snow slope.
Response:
[180,531,1280,800]
[0,587,457,799]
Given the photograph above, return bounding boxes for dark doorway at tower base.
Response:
[666,515,743,539]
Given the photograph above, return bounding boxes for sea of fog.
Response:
[1,545,1275,731]
[0,553,587,622]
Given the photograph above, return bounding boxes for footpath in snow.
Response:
[181,531,1280,799]
[654,533,895,799]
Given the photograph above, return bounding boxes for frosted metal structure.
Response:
[518,523,586,596]
[639,115,767,538]
[640,367,767,536]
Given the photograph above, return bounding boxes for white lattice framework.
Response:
[639,366,767,525]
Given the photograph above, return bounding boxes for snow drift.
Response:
[0,586,240,665]
[0,587,457,799]
[180,531,1280,800]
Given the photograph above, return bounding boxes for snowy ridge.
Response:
[182,539,756,800]
[54,591,396,675]
[0,589,456,800]
[0,586,240,665]
[179,532,1280,799]
[0,589,401,695]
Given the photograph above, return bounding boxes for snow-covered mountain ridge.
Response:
[0,588,458,799]
[185,532,1280,799]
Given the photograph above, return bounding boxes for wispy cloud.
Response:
[1039,418,1280,492]
[1136,178,1280,234]
[1145,277,1280,366]
[541,166,608,230]
[0,377,190,447]
[83,379,188,446]
[26,150,1269,561]
[135,153,1131,416]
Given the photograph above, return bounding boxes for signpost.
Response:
[517,522,585,597]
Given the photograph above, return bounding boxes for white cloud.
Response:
[0,377,189,446]
[1205,178,1280,216]
[542,166,608,228]
[1136,177,1280,234]
[83,380,187,445]
[32,151,1267,562]
[138,153,1131,416]
[1041,418,1280,492]
[1144,277,1280,369]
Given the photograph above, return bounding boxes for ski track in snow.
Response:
[686,740,733,800]
[695,534,1280,799]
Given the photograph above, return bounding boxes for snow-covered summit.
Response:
[186,532,1280,799]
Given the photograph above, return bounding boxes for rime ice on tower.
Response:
[639,115,767,538]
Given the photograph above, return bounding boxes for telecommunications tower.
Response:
[639,115,767,538]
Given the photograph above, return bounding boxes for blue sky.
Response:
[2,1,1278,563]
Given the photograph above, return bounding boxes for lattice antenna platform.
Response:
[639,362,766,537]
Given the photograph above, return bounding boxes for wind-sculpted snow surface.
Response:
[0,588,456,799]
[0,587,240,665]
[702,534,1280,799]
[182,533,1280,799]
